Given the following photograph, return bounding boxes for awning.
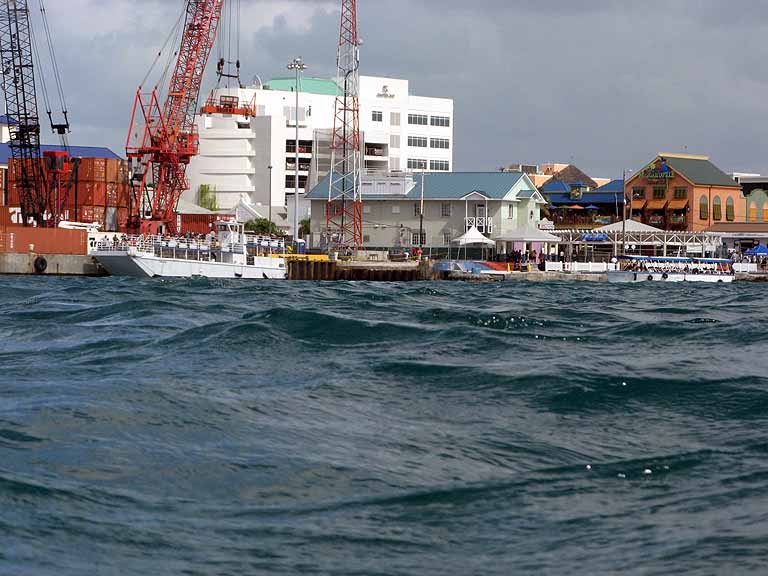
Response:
[668,199,689,210]
[494,227,562,243]
[631,200,647,210]
[646,199,668,210]
[581,233,610,242]
[452,225,496,246]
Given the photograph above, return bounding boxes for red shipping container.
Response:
[93,159,106,182]
[0,225,87,255]
[106,159,119,182]
[106,182,119,205]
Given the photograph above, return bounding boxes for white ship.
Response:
[92,221,287,279]
[607,256,734,283]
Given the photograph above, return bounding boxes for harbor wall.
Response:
[0,253,104,276]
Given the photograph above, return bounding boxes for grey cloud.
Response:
[37,0,768,176]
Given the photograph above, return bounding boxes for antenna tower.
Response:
[326,0,362,250]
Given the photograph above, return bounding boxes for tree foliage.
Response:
[245,218,284,236]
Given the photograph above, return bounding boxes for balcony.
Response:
[465,217,494,234]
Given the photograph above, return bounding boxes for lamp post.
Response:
[267,164,273,227]
[287,57,307,249]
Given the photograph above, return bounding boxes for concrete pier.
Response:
[0,253,106,276]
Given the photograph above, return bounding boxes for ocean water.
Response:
[1,276,767,575]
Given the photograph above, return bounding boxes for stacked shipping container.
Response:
[4,157,131,231]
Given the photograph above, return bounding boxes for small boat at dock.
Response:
[92,221,287,279]
[607,256,734,283]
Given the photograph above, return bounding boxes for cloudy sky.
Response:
[34,0,768,177]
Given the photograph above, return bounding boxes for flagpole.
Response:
[419,171,425,254]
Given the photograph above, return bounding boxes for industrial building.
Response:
[184,75,454,234]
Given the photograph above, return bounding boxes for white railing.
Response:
[545,261,564,272]
[465,217,494,234]
[565,262,618,273]
[733,263,758,273]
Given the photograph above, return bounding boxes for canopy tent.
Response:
[595,219,663,233]
[494,227,562,243]
[581,233,610,242]
[745,244,768,256]
[452,225,495,246]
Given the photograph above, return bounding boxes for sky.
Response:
[31,0,768,177]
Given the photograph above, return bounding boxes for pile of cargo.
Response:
[4,157,131,231]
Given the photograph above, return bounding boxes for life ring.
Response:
[647,274,654,281]
[662,273,669,280]
[33,255,48,274]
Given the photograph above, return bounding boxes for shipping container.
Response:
[178,214,218,235]
[0,225,87,255]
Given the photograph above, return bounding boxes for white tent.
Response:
[452,225,496,246]
[596,219,662,233]
[494,227,561,243]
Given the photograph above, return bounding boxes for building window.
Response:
[408,136,427,148]
[392,205,401,214]
[653,187,666,200]
[749,201,758,221]
[390,112,401,126]
[430,115,450,127]
[389,157,400,171]
[441,202,452,217]
[414,203,422,217]
[726,197,735,221]
[390,134,400,149]
[713,196,722,221]
[442,231,452,245]
[411,232,426,245]
[632,187,645,200]
[507,204,515,219]
[430,138,450,149]
[372,111,383,122]
[407,158,427,170]
[699,195,709,220]
[673,187,688,199]
[285,175,308,189]
[363,235,371,243]
[408,113,428,126]
[430,160,449,171]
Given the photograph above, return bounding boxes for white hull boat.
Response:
[608,256,734,284]
[93,221,287,279]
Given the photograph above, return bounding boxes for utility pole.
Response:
[419,170,425,253]
[268,164,273,226]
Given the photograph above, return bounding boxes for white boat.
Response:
[92,221,287,279]
[607,256,734,283]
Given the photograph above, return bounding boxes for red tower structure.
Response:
[126,0,224,235]
[326,0,363,250]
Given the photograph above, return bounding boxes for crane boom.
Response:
[0,0,45,226]
[126,0,224,234]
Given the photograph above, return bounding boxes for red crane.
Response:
[326,0,363,250]
[126,0,224,235]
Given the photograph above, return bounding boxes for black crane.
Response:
[0,0,72,227]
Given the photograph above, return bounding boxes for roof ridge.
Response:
[658,152,710,161]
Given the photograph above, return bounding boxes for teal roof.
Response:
[657,156,740,188]
[264,77,340,96]
[306,172,531,201]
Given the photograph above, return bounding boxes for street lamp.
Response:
[267,164,273,227]
[287,57,307,250]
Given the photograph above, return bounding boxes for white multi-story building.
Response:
[185,75,454,233]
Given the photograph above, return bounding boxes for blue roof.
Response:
[0,115,18,125]
[0,142,122,164]
[595,179,625,192]
[540,178,570,193]
[307,172,532,201]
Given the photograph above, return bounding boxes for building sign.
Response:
[641,158,674,181]
[376,85,396,99]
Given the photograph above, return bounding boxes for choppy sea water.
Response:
[1,276,767,575]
